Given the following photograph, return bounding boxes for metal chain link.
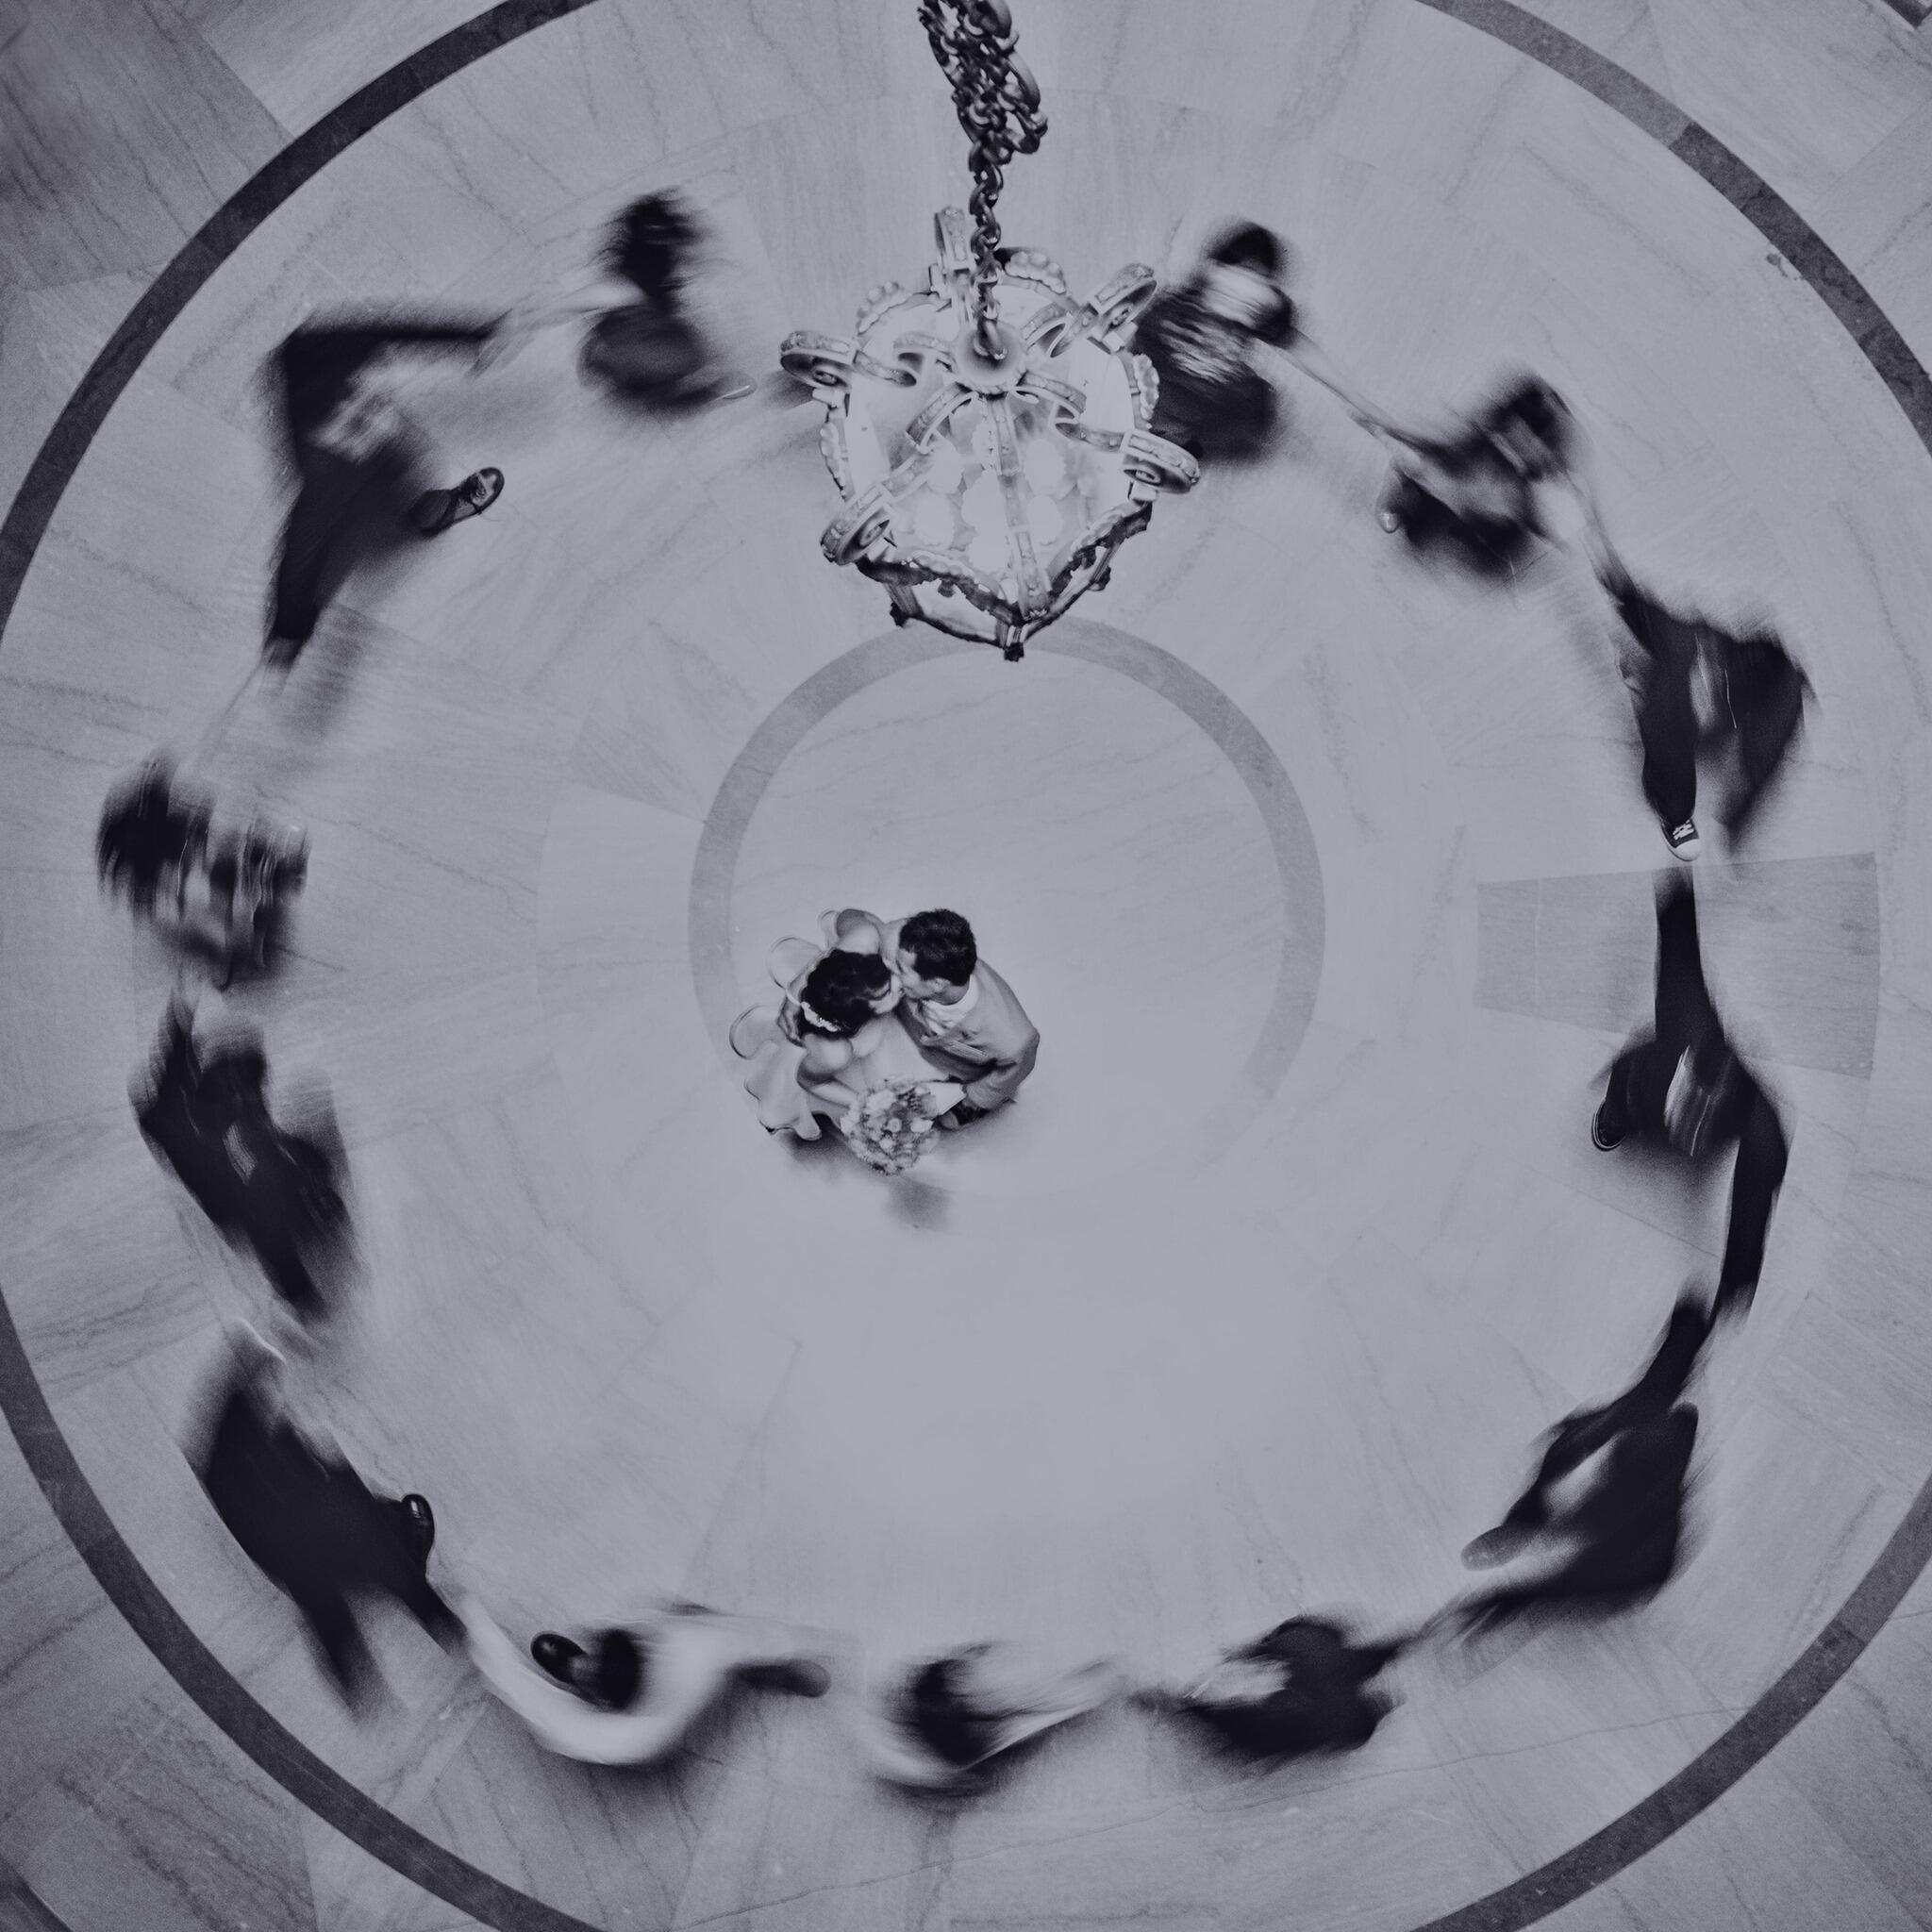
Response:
[917,0,1045,354]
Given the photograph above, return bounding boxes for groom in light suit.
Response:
[830,907,1040,1127]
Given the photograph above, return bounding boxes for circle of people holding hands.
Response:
[85,199,1816,1798]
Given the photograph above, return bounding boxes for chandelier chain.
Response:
[917,0,1045,348]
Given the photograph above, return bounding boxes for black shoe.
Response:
[401,1494,435,1561]
[531,1633,584,1684]
[1591,1107,1624,1152]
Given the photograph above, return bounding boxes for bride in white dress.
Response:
[733,914,962,1157]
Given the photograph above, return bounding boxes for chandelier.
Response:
[779,0,1199,660]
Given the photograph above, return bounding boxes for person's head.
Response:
[1205,221,1288,283]
[601,193,703,301]
[797,948,896,1038]
[96,761,180,900]
[891,909,976,1001]
[1485,376,1573,476]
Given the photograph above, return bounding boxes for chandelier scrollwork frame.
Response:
[779,1,1198,660]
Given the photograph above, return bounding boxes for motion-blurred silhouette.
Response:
[191,1326,457,1711]
[134,992,352,1325]
[98,760,307,985]
[1443,1290,1713,1634]
[860,1643,1123,1790]
[1576,501,1810,861]
[264,309,519,668]
[580,193,755,406]
[1134,221,1387,460]
[1371,374,1579,575]
[1137,1615,1403,1762]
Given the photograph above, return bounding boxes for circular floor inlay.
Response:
[691,620,1325,1202]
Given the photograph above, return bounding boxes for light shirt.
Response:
[912,973,980,1031]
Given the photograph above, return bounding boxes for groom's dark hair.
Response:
[900,909,976,986]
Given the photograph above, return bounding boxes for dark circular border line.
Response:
[1,4,1928,1931]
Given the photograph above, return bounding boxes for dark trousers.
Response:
[235,1122,346,1321]
[200,1374,454,1707]
[1612,573,1807,841]
[1634,658,1698,828]
[1725,647,1807,841]
[292,1492,454,1703]
[1609,571,1700,828]
[1383,467,1535,573]
[268,441,433,651]
[1597,884,1789,1310]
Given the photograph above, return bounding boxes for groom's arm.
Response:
[959,975,1040,1112]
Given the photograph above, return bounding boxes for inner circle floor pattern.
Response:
[4,5,1932,1932]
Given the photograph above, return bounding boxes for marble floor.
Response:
[5,2,1932,1929]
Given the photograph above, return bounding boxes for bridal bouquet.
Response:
[841,1078,946,1175]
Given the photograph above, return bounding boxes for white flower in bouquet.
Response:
[841,1078,945,1174]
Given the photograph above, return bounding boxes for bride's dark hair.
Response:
[797,949,892,1039]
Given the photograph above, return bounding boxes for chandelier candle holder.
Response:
[779,0,1199,660]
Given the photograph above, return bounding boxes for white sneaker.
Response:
[1662,819,1701,860]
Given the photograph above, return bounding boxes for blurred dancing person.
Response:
[1443,1290,1712,1633]
[96,759,205,915]
[1371,375,1578,574]
[579,192,755,405]
[1136,1615,1402,1761]
[192,1325,456,1710]
[1576,503,1810,860]
[134,992,351,1324]
[1133,221,1386,459]
[98,762,308,985]
[861,1644,1123,1790]
[264,308,523,669]
[456,1597,830,1765]
[1592,875,1789,1320]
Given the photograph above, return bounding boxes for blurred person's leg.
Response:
[266,460,360,666]
[297,1583,384,1711]
[1724,653,1807,841]
[1637,666,1698,847]
[1714,1089,1789,1318]
[1651,875,1718,1047]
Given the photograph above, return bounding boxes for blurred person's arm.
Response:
[1274,334,1400,434]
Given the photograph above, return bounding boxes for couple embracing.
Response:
[736,908,1039,1171]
